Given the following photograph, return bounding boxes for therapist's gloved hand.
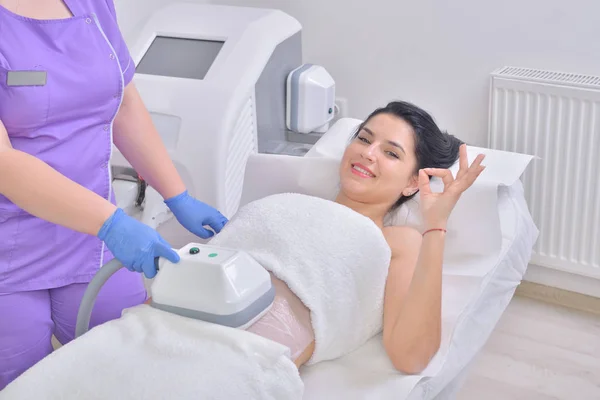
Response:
[164,190,228,239]
[98,208,180,279]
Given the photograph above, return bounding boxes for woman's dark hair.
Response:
[351,100,463,211]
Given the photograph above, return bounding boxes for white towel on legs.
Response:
[1,305,303,400]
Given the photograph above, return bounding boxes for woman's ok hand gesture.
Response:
[418,144,486,231]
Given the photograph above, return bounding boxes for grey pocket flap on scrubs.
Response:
[7,71,47,86]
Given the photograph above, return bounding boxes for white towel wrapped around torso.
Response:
[210,193,392,364]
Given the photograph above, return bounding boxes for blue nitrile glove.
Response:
[164,190,229,239]
[98,208,180,279]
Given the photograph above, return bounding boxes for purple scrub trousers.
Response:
[0,0,147,389]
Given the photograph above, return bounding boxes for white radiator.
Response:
[488,66,600,279]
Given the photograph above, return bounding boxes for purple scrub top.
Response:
[0,0,135,292]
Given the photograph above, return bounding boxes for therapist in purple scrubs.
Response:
[0,0,228,388]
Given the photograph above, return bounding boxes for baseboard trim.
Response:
[524,263,600,299]
[517,281,600,316]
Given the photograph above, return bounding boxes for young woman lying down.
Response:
[156,101,485,374]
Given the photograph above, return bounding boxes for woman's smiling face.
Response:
[338,113,420,209]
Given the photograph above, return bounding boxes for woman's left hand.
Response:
[164,190,229,239]
[418,144,486,230]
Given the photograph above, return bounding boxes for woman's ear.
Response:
[402,174,420,197]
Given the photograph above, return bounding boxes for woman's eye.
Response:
[358,136,370,144]
[386,151,399,159]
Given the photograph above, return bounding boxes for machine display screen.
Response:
[136,36,225,80]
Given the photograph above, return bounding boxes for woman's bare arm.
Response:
[382,146,485,374]
[381,225,444,374]
[0,120,116,235]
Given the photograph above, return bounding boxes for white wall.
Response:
[116,0,600,145]
[194,0,600,146]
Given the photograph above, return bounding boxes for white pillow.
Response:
[240,118,534,260]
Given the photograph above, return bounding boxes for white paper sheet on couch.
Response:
[300,334,424,399]
[297,268,492,399]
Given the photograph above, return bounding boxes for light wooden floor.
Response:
[457,295,600,399]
